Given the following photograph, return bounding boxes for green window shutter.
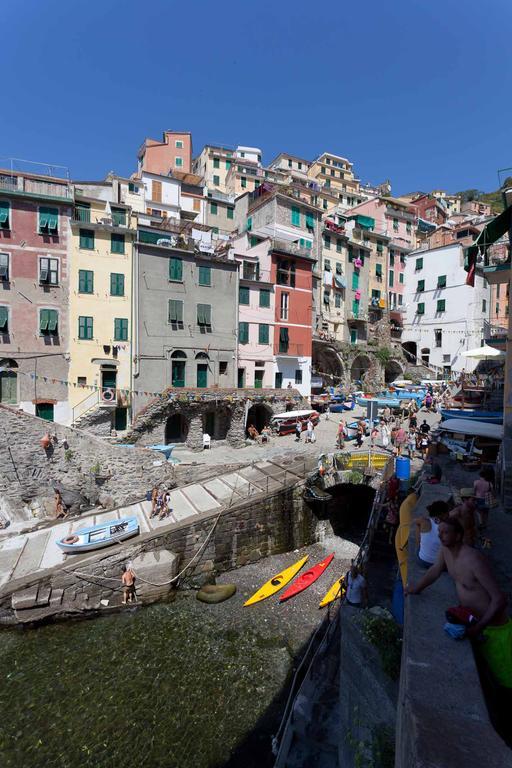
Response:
[305,213,314,229]
[39,207,58,232]
[239,322,249,344]
[399,273,404,284]
[351,271,359,290]
[291,206,300,226]
[375,263,382,276]
[389,270,394,287]
[390,253,395,265]
[0,306,7,329]
[417,279,425,292]
[247,217,252,231]
[111,208,126,226]
[39,309,49,331]
[259,289,270,308]
[213,175,220,186]
[437,275,447,288]
[78,316,93,339]
[79,269,94,293]
[376,242,383,252]
[241,177,247,188]
[168,300,183,324]
[114,318,128,341]
[80,229,95,250]
[47,310,58,332]
[393,218,399,230]
[323,234,331,249]
[417,303,425,315]
[111,233,125,254]
[197,303,211,326]
[198,265,211,286]
[227,207,234,219]
[415,257,423,270]
[258,324,269,344]
[336,239,342,253]
[225,159,231,170]
[437,299,446,312]
[352,300,359,317]
[169,257,183,281]
[0,201,10,227]
[110,273,125,296]
[239,286,250,305]
[210,202,218,215]
[213,158,219,169]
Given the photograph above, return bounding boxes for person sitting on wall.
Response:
[247,424,259,441]
[260,426,271,443]
[345,561,368,608]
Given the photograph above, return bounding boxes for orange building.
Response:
[138,130,193,175]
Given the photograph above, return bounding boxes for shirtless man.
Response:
[121,564,136,604]
[406,518,512,687]
[450,490,478,547]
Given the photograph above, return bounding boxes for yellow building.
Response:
[68,178,137,431]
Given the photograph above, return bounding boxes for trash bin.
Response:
[395,456,411,481]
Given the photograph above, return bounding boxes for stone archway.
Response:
[384,360,403,384]
[312,343,345,389]
[350,355,371,384]
[246,403,273,435]
[203,406,231,440]
[165,413,189,443]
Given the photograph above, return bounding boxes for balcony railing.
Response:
[0,173,72,199]
[272,238,315,259]
[484,318,508,341]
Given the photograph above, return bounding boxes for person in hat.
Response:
[450,489,478,547]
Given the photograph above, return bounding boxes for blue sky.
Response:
[2,0,511,194]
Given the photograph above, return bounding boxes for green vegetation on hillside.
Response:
[456,176,512,214]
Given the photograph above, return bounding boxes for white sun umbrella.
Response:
[462,345,505,360]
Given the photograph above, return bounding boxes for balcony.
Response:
[272,238,316,260]
[347,311,368,322]
[276,342,305,357]
[72,208,131,229]
[484,318,508,350]
[0,172,72,200]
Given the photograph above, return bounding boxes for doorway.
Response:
[197,364,208,388]
[165,413,189,443]
[0,359,17,404]
[114,407,128,431]
[254,369,264,389]
[36,402,54,421]
[171,351,187,387]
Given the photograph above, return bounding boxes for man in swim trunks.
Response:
[406,518,512,688]
[121,564,136,604]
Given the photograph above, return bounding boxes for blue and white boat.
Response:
[57,517,140,554]
[329,397,355,413]
[439,409,503,425]
[356,396,401,409]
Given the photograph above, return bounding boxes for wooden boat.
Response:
[57,517,139,553]
[270,409,320,436]
[453,388,485,405]
[319,575,346,608]
[439,409,503,425]
[279,553,334,602]
[356,396,401,409]
[439,419,503,440]
[244,555,309,606]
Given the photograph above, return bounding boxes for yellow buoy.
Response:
[319,576,346,608]
[244,555,309,606]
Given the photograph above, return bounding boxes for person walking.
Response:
[381,421,390,450]
[336,419,346,449]
[121,564,136,604]
[295,419,302,442]
[345,562,368,608]
[305,419,313,443]
[370,425,379,449]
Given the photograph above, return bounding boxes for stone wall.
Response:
[0,405,176,522]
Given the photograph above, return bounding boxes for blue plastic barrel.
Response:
[395,456,411,481]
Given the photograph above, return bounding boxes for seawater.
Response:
[0,595,291,768]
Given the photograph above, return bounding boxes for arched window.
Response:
[171,351,186,386]
[171,350,187,359]
[195,352,209,360]
[0,358,18,404]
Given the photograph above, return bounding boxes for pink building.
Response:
[0,166,72,421]
[230,234,275,388]
[138,130,193,175]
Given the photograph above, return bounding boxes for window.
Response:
[128,182,139,194]
[175,157,183,168]
[372,289,381,299]
[393,218,399,231]
[77,376,87,386]
[260,287,271,307]
[400,254,406,264]
[335,292,342,308]
[169,257,183,282]
[275,372,283,388]
[219,361,228,375]
[239,321,249,344]
[243,261,259,281]
[213,158,220,169]
[111,233,125,254]
[197,303,212,331]
[210,202,218,215]
[390,252,395,266]
[324,259,331,271]
[246,217,252,231]
[352,299,359,317]
[323,234,331,250]
[114,318,128,341]
[435,329,442,347]
[241,177,247,189]
[351,271,359,290]
[111,208,126,227]
[198,265,211,286]
[417,279,425,292]
[79,229,95,250]
[175,140,184,149]
[78,315,93,339]
[38,308,58,335]
[239,286,250,305]
[415,257,423,271]
[280,292,289,320]
[336,239,343,253]
[323,290,330,305]
[258,324,269,344]
[0,201,11,230]
[0,305,8,332]
[398,294,403,305]
[225,160,231,170]
[295,369,302,384]
[482,299,487,313]
[279,327,289,353]
[376,242,384,253]
[291,206,300,226]
[110,273,125,296]
[417,303,425,315]
[79,269,94,294]
[437,275,446,288]
[399,273,404,284]
[336,263,343,275]
[213,175,220,187]
[375,263,382,277]
[227,207,234,220]
[323,199,328,210]
[39,257,59,285]
[389,270,394,287]
[38,207,58,234]
[406,222,412,234]
[436,299,446,312]
[276,260,295,287]
[305,213,314,231]
[168,299,184,329]
[0,253,9,281]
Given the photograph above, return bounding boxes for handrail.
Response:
[72,389,100,424]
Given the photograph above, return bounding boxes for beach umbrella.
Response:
[462,345,505,360]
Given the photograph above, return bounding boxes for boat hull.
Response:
[439,409,503,424]
[319,576,346,608]
[279,553,335,602]
[244,555,309,606]
[57,517,140,553]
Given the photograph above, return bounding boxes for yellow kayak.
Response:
[244,555,309,606]
[319,576,346,608]
[395,492,418,587]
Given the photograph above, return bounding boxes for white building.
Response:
[402,243,490,376]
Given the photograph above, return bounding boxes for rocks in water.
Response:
[197,584,237,604]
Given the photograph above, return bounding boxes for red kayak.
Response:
[279,553,335,602]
